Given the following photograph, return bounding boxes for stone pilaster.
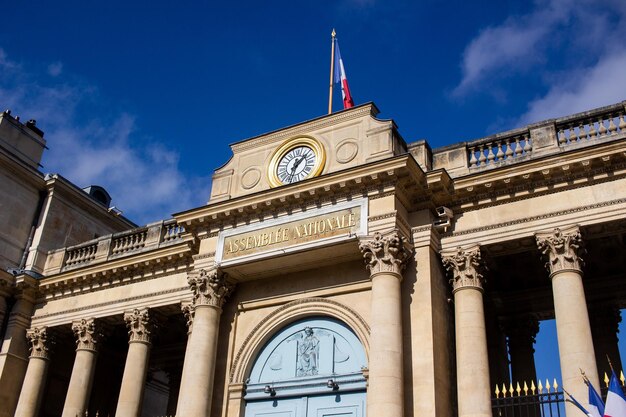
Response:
[359,230,410,417]
[14,327,53,417]
[441,245,491,417]
[61,318,103,417]
[0,276,37,417]
[116,308,154,417]
[176,268,234,417]
[536,225,598,416]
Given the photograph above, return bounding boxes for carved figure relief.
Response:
[296,327,321,376]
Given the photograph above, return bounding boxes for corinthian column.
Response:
[61,318,102,417]
[14,327,52,417]
[441,245,491,417]
[359,230,410,417]
[536,226,598,416]
[176,268,234,417]
[115,308,154,417]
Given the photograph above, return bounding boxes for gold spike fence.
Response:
[492,377,565,417]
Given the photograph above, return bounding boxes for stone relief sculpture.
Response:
[297,327,320,376]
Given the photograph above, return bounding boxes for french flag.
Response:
[333,39,354,109]
[604,371,626,417]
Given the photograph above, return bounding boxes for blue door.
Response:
[244,318,367,417]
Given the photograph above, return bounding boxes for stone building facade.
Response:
[1,101,626,417]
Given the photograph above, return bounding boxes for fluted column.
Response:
[115,308,154,417]
[536,226,598,416]
[176,268,234,417]
[502,316,539,385]
[14,327,52,417]
[359,230,410,417]
[442,245,491,417]
[589,306,623,378]
[61,318,103,417]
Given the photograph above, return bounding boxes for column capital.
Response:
[501,315,540,348]
[441,244,485,292]
[358,229,411,277]
[124,307,154,344]
[187,268,234,308]
[71,318,103,352]
[26,326,52,360]
[535,225,584,276]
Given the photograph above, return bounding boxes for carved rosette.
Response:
[124,308,153,344]
[441,245,485,293]
[187,268,234,308]
[358,230,411,277]
[26,326,51,360]
[535,226,584,277]
[71,318,102,352]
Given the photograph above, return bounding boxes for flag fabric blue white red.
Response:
[333,39,354,109]
[565,390,595,417]
[604,371,626,417]
[588,380,605,417]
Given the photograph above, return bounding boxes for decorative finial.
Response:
[331,29,336,37]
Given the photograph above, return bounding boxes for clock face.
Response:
[267,136,326,188]
[276,146,317,184]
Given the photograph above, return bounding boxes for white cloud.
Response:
[47,61,63,77]
[452,0,626,98]
[0,49,210,225]
[517,50,626,125]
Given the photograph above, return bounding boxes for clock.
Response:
[268,137,326,187]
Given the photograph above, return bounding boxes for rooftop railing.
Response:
[44,219,186,276]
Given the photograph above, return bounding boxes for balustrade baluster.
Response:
[514,137,523,156]
[478,145,487,165]
[505,138,513,158]
[568,126,576,143]
[523,135,531,153]
[619,113,626,131]
[577,123,587,141]
[588,120,597,138]
[487,143,496,163]
[608,115,618,134]
[469,147,478,167]
[496,140,504,160]
[598,118,608,136]
[558,129,567,144]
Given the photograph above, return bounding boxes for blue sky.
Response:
[1,0,625,389]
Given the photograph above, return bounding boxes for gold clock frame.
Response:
[267,136,326,188]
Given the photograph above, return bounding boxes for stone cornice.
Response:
[38,242,194,300]
[432,139,626,212]
[535,225,584,277]
[175,155,426,228]
[441,244,485,293]
[359,229,412,277]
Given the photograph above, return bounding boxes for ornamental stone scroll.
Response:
[26,326,52,360]
[124,308,154,344]
[71,318,103,352]
[441,244,485,292]
[535,225,585,277]
[187,268,235,308]
[358,230,411,277]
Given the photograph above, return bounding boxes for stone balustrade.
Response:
[44,219,186,275]
[432,100,626,176]
[556,103,626,146]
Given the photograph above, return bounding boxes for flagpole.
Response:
[328,29,336,114]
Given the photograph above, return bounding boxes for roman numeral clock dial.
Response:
[268,137,326,188]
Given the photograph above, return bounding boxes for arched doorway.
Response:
[244,317,367,417]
